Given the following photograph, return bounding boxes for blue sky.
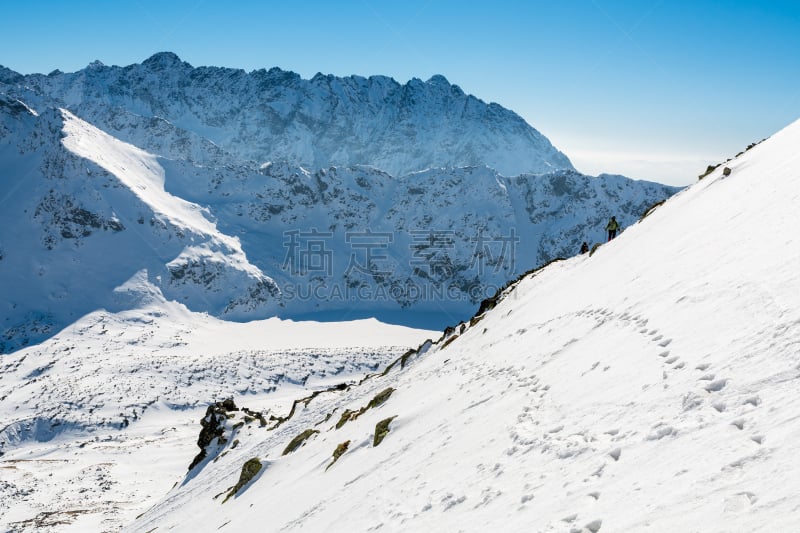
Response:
[2,0,799,185]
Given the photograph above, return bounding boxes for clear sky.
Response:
[2,0,799,185]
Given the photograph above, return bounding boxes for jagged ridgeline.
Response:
[0,52,573,175]
[0,54,681,350]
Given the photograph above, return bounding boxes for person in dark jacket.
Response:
[580,241,589,254]
[606,216,620,241]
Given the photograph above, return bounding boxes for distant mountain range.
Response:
[1,51,574,176]
[0,54,680,351]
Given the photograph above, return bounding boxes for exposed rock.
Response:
[222,458,262,504]
[326,441,351,470]
[188,398,239,471]
[374,416,397,447]
[282,429,319,455]
[335,388,396,430]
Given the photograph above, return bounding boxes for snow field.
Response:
[0,303,435,531]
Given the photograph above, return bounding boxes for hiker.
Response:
[580,242,589,254]
[606,216,620,241]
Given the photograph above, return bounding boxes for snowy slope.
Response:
[125,118,800,532]
[1,52,573,176]
[0,99,280,352]
[0,300,437,531]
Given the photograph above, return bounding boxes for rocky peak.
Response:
[0,65,23,84]
[426,74,451,86]
[141,51,190,71]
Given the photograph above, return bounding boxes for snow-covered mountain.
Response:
[118,115,800,531]
[0,97,280,353]
[1,52,573,176]
[0,88,678,351]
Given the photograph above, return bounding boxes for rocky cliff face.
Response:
[186,161,678,323]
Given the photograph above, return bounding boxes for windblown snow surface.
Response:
[114,117,800,532]
[0,299,437,531]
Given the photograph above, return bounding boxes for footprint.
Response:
[673,362,686,369]
[682,393,703,411]
[724,492,758,512]
[585,519,603,533]
[608,448,621,461]
[744,396,761,407]
[646,425,677,440]
[665,356,679,364]
[588,491,601,500]
[750,435,765,445]
[731,419,745,430]
[704,379,728,392]
[712,402,727,412]
[658,338,672,347]
[657,351,670,358]
[740,492,758,504]
[696,363,711,371]
[652,334,663,341]
[698,373,715,381]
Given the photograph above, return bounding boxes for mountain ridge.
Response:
[0,52,574,176]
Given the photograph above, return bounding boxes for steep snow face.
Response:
[0,105,278,352]
[3,52,574,176]
[127,119,800,532]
